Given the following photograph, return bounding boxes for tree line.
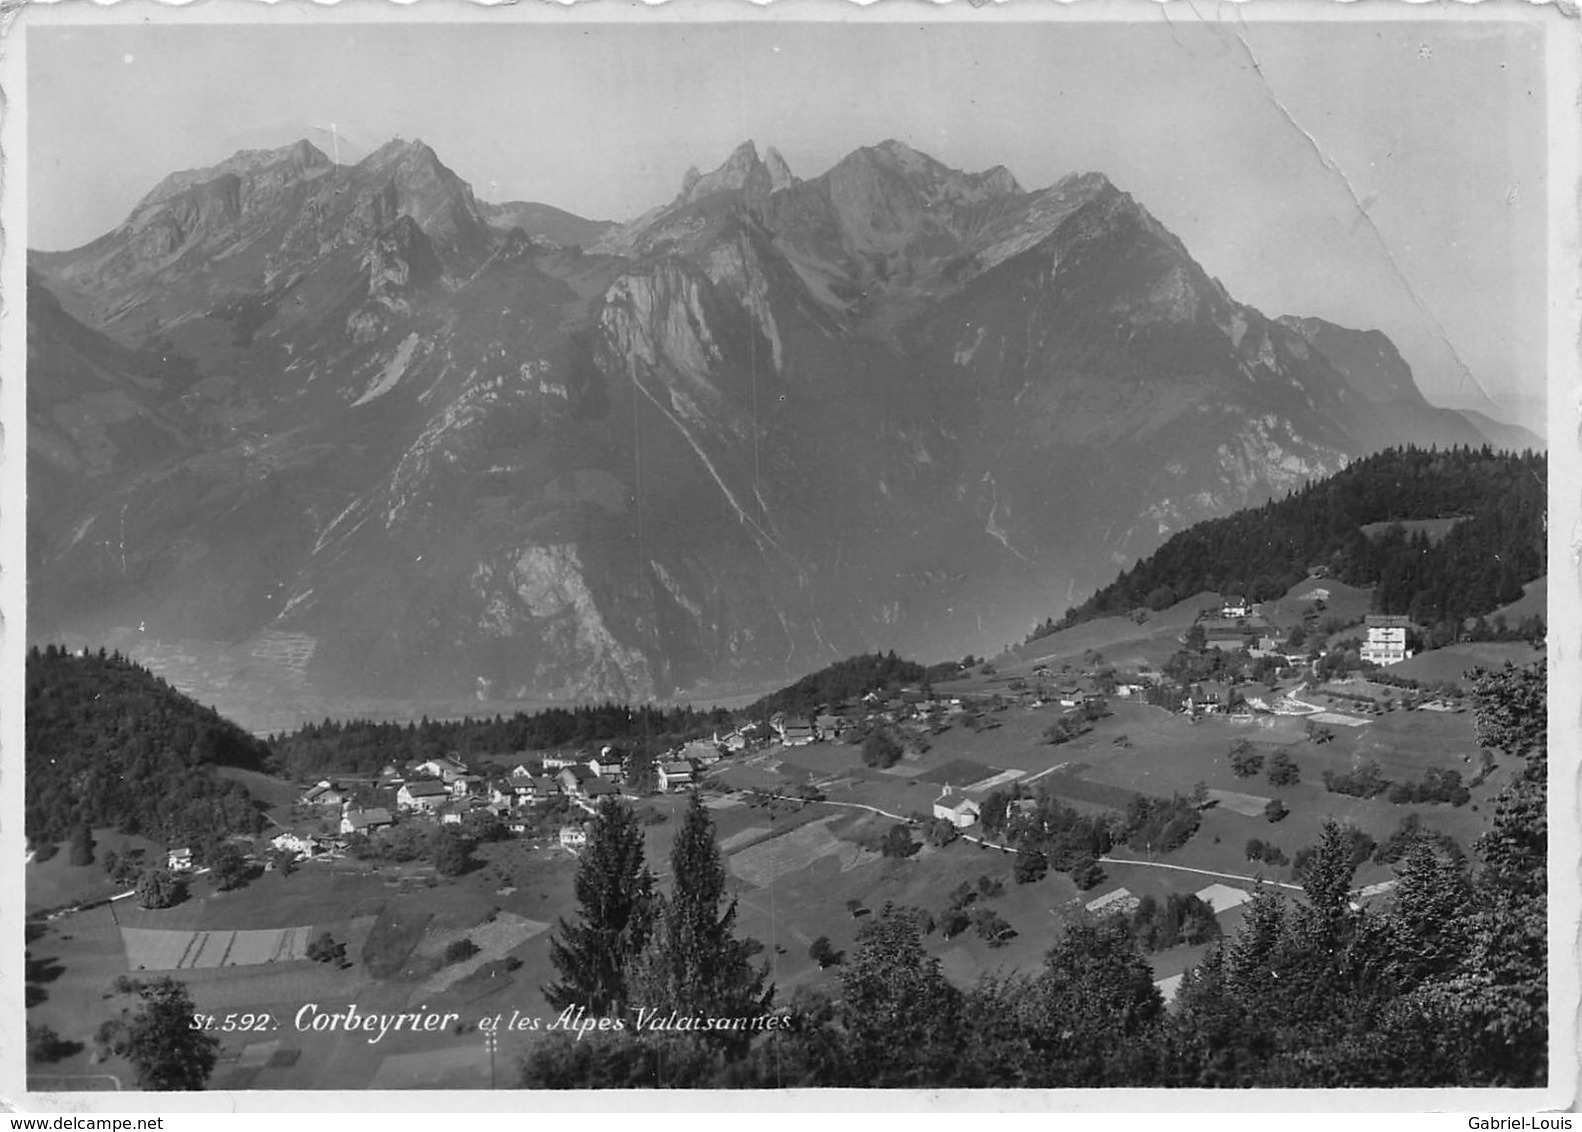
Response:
[742,651,966,721]
[265,702,732,779]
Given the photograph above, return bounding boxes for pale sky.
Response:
[27,16,1549,428]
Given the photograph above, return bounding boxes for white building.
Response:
[1360,614,1413,666]
[931,788,981,829]
[270,831,318,857]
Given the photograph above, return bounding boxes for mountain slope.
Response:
[28,136,1494,716]
[1455,408,1545,452]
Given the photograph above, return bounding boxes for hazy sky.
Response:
[27,15,1549,426]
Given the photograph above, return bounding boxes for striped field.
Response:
[121,926,312,971]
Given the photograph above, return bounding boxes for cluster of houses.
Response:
[257,738,748,862]
[1196,594,1417,670]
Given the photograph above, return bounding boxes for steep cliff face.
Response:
[28,135,1485,717]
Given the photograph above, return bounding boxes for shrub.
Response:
[1264,797,1289,823]
[1267,753,1301,787]
[27,1023,80,1064]
[307,932,347,964]
[1069,855,1105,890]
[925,818,960,848]
[135,868,186,910]
[881,824,919,859]
[1008,847,1044,884]
[1244,839,1289,867]
[443,938,480,964]
[808,936,842,969]
[206,843,251,891]
[1322,760,1390,799]
[971,908,1014,946]
[1385,768,1471,806]
[1229,740,1265,778]
[861,731,903,769]
[431,827,478,877]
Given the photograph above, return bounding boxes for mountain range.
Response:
[27,136,1540,720]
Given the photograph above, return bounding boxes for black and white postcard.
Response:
[4,0,1577,1116]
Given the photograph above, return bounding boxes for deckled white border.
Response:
[0,0,1576,1117]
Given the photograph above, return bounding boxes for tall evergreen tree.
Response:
[630,793,772,1027]
[544,796,655,1016]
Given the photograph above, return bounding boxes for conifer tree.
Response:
[544,796,655,1016]
[630,793,771,1026]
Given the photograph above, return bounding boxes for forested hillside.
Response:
[1030,447,1545,642]
[744,652,968,720]
[25,646,268,847]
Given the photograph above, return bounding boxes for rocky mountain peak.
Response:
[364,136,444,169]
[678,139,775,203]
[133,139,333,218]
[976,165,1023,197]
[763,145,796,192]
[351,137,491,262]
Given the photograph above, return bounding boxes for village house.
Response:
[558,824,588,849]
[678,739,721,766]
[588,752,623,780]
[507,773,551,803]
[658,761,695,792]
[449,774,485,798]
[397,779,450,813]
[932,788,981,829]
[415,755,469,782]
[1360,614,1414,667]
[439,800,483,825]
[167,847,194,872]
[299,780,349,807]
[1056,686,1088,708]
[556,764,596,797]
[541,752,581,771]
[814,713,843,741]
[270,831,319,857]
[1189,681,1238,714]
[778,721,816,746]
[488,778,516,807]
[1220,595,1251,619]
[583,776,616,801]
[720,730,750,753]
[341,807,394,836]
